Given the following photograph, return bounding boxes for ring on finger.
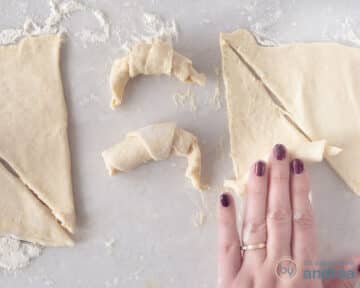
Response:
[240,242,267,251]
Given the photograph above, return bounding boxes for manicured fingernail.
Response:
[220,193,230,207]
[273,144,287,160]
[254,161,266,177]
[357,264,360,273]
[291,159,304,174]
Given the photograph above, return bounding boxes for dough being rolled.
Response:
[221,28,360,196]
[110,40,206,109]
[220,32,341,195]
[102,122,206,191]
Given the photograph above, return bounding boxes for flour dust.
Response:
[0,236,42,271]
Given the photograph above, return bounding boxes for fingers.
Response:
[217,193,242,287]
[290,159,317,261]
[267,144,292,259]
[242,161,268,264]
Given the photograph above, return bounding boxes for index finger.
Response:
[217,193,242,287]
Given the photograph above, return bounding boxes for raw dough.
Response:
[0,35,75,245]
[0,164,73,247]
[220,30,342,194]
[102,122,206,190]
[110,39,206,109]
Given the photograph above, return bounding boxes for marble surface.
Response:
[0,0,360,287]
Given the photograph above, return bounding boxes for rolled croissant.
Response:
[110,40,206,109]
[102,122,207,191]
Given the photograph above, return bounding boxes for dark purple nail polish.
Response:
[254,161,266,177]
[357,264,360,273]
[274,144,287,160]
[220,193,230,207]
[291,159,304,174]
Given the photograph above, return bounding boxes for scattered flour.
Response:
[143,12,178,41]
[208,67,222,111]
[104,237,116,249]
[0,0,110,46]
[241,1,360,47]
[201,18,212,25]
[113,9,178,53]
[44,279,55,287]
[192,210,206,227]
[238,0,282,46]
[0,29,24,45]
[324,17,360,46]
[105,277,119,288]
[79,93,100,107]
[0,236,42,270]
[173,87,197,112]
[104,237,116,255]
[103,237,117,257]
[76,9,110,45]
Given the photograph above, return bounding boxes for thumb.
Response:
[323,256,360,288]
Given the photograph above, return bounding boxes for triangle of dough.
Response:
[220,37,309,177]
[0,35,75,234]
[220,32,340,193]
[223,29,360,195]
[0,163,73,247]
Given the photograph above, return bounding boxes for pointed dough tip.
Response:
[224,179,246,196]
[326,145,343,156]
[111,98,121,109]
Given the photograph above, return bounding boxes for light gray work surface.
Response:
[1,0,360,287]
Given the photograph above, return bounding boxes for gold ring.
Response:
[240,242,266,251]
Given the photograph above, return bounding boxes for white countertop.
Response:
[1,0,360,287]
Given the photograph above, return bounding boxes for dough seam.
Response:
[225,39,316,144]
[0,157,71,236]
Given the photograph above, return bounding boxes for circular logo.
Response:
[275,257,297,280]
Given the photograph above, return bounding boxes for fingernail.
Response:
[220,193,230,207]
[291,159,304,174]
[254,161,266,176]
[357,264,360,273]
[273,144,287,160]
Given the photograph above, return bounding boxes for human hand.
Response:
[217,144,360,288]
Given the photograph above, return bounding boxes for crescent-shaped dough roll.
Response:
[224,140,342,195]
[102,122,207,191]
[110,40,206,109]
